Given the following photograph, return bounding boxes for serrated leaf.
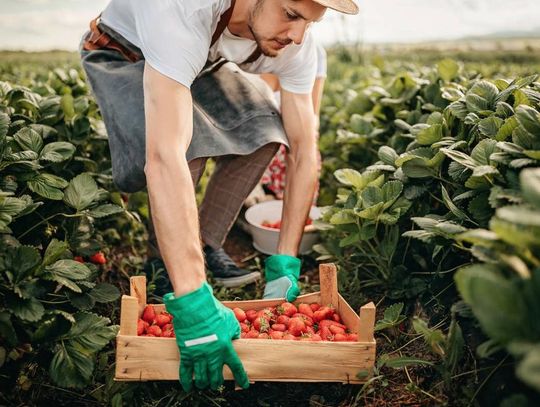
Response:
[87,204,123,219]
[89,283,120,303]
[478,116,503,138]
[13,127,43,153]
[63,173,98,211]
[334,169,364,189]
[5,295,44,322]
[438,58,459,81]
[39,142,76,163]
[27,174,67,200]
[521,168,540,209]
[43,239,70,266]
[441,185,473,222]
[515,105,540,136]
[378,146,398,166]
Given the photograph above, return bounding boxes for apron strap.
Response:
[211,0,236,47]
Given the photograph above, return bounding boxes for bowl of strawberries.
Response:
[244,200,321,255]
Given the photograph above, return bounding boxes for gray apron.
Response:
[79,26,288,193]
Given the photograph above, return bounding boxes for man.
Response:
[81,0,358,392]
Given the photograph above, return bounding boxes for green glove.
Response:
[262,254,301,302]
[163,282,249,391]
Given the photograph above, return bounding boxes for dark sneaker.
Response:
[203,245,261,288]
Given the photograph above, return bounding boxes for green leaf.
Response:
[334,169,364,189]
[39,141,76,163]
[380,355,434,369]
[89,283,120,303]
[13,127,43,153]
[0,311,17,346]
[87,204,124,219]
[417,124,443,145]
[5,295,45,322]
[516,347,540,392]
[378,146,398,166]
[357,202,384,219]
[27,173,68,200]
[329,210,357,225]
[471,139,498,166]
[63,173,99,211]
[521,168,540,209]
[43,239,70,266]
[478,116,503,138]
[374,302,406,331]
[465,81,498,112]
[455,264,529,343]
[44,260,92,293]
[339,233,360,248]
[441,185,473,222]
[32,313,72,343]
[0,112,10,139]
[361,186,383,207]
[437,58,459,81]
[61,93,75,121]
[496,116,519,141]
[50,344,94,388]
[412,317,446,356]
[381,181,403,208]
[515,105,540,136]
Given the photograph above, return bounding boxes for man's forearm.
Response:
[145,157,206,297]
[277,149,319,256]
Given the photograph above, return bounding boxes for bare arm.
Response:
[143,63,206,297]
[278,89,319,256]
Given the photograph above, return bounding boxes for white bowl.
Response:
[244,200,321,255]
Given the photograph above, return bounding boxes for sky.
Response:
[1,0,539,51]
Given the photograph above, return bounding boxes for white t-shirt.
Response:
[101,0,317,94]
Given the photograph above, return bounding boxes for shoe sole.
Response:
[213,271,262,288]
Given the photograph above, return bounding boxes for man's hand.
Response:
[262,254,301,302]
[164,282,250,391]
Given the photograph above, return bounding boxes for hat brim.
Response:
[313,0,359,15]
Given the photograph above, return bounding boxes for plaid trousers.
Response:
[147,142,281,257]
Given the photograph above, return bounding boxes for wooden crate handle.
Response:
[358,302,376,342]
[319,263,338,308]
[130,275,147,316]
[119,295,139,336]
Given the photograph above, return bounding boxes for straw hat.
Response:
[313,0,359,15]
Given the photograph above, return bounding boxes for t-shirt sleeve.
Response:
[315,43,327,78]
[132,1,213,88]
[276,32,317,94]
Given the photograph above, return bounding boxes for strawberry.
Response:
[155,313,171,327]
[269,330,284,340]
[257,332,270,339]
[245,330,259,339]
[319,326,332,341]
[333,333,348,342]
[240,322,250,333]
[298,303,314,318]
[292,313,313,327]
[277,302,297,317]
[329,325,345,335]
[245,309,258,323]
[233,307,247,323]
[142,305,156,324]
[319,320,347,330]
[332,313,342,323]
[288,317,307,337]
[310,334,322,341]
[144,334,155,337]
[257,308,276,323]
[282,333,297,340]
[74,256,84,263]
[162,323,174,332]
[162,330,175,338]
[306,326,315,335]
[147,325,162,337]
[271,323,287,332]
[276,315,290,326]
[253,317,270,332]
[347,333,358,341]
[137,319,148,336]
[310,303,321,312]
[89,252,106,265]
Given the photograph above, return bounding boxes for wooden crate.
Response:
[115,263,376,384]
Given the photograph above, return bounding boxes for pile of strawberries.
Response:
[261,218,313,230]
[137,305,175,337]
[234,302,357,341]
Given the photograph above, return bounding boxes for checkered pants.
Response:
[147,142,281,257]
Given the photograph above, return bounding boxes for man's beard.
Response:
[248,24,291,58]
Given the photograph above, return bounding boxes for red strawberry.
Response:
[329,325,346,335]
[282,333,297,340]
[245,330,259,339]
[137,319,148,336]
[311,334,322,341]
[162,323,174,332]
[240,322,250,333]
[147,325,162,337]
[233,308,246,323]
[257,333,270,339]
[74,256,84,263]
[253,317,270,332]
[333,333,348,342]
[271,323,287,332]
[306,326,315,335]
[257,308,276,323]
[144,334,155,337]
[310,303,321,312]
[319,326,332,341]
[245,309,258,323]
[292,313,313,327]
[269,330,284,340]
[276,315,290,326]
[89,252,106,265]
[142,305,156,324]
[333,313,342,323]
[155,313,171,327]
[347,333,358,341]
[298,303,314,318]
[319,320,347,330]
[277,302,297,317]
[162,330,175,338]
[288,317,307,337]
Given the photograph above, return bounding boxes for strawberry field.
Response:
[1,48,540,406]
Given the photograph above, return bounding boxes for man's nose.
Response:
[287,21,309,45]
